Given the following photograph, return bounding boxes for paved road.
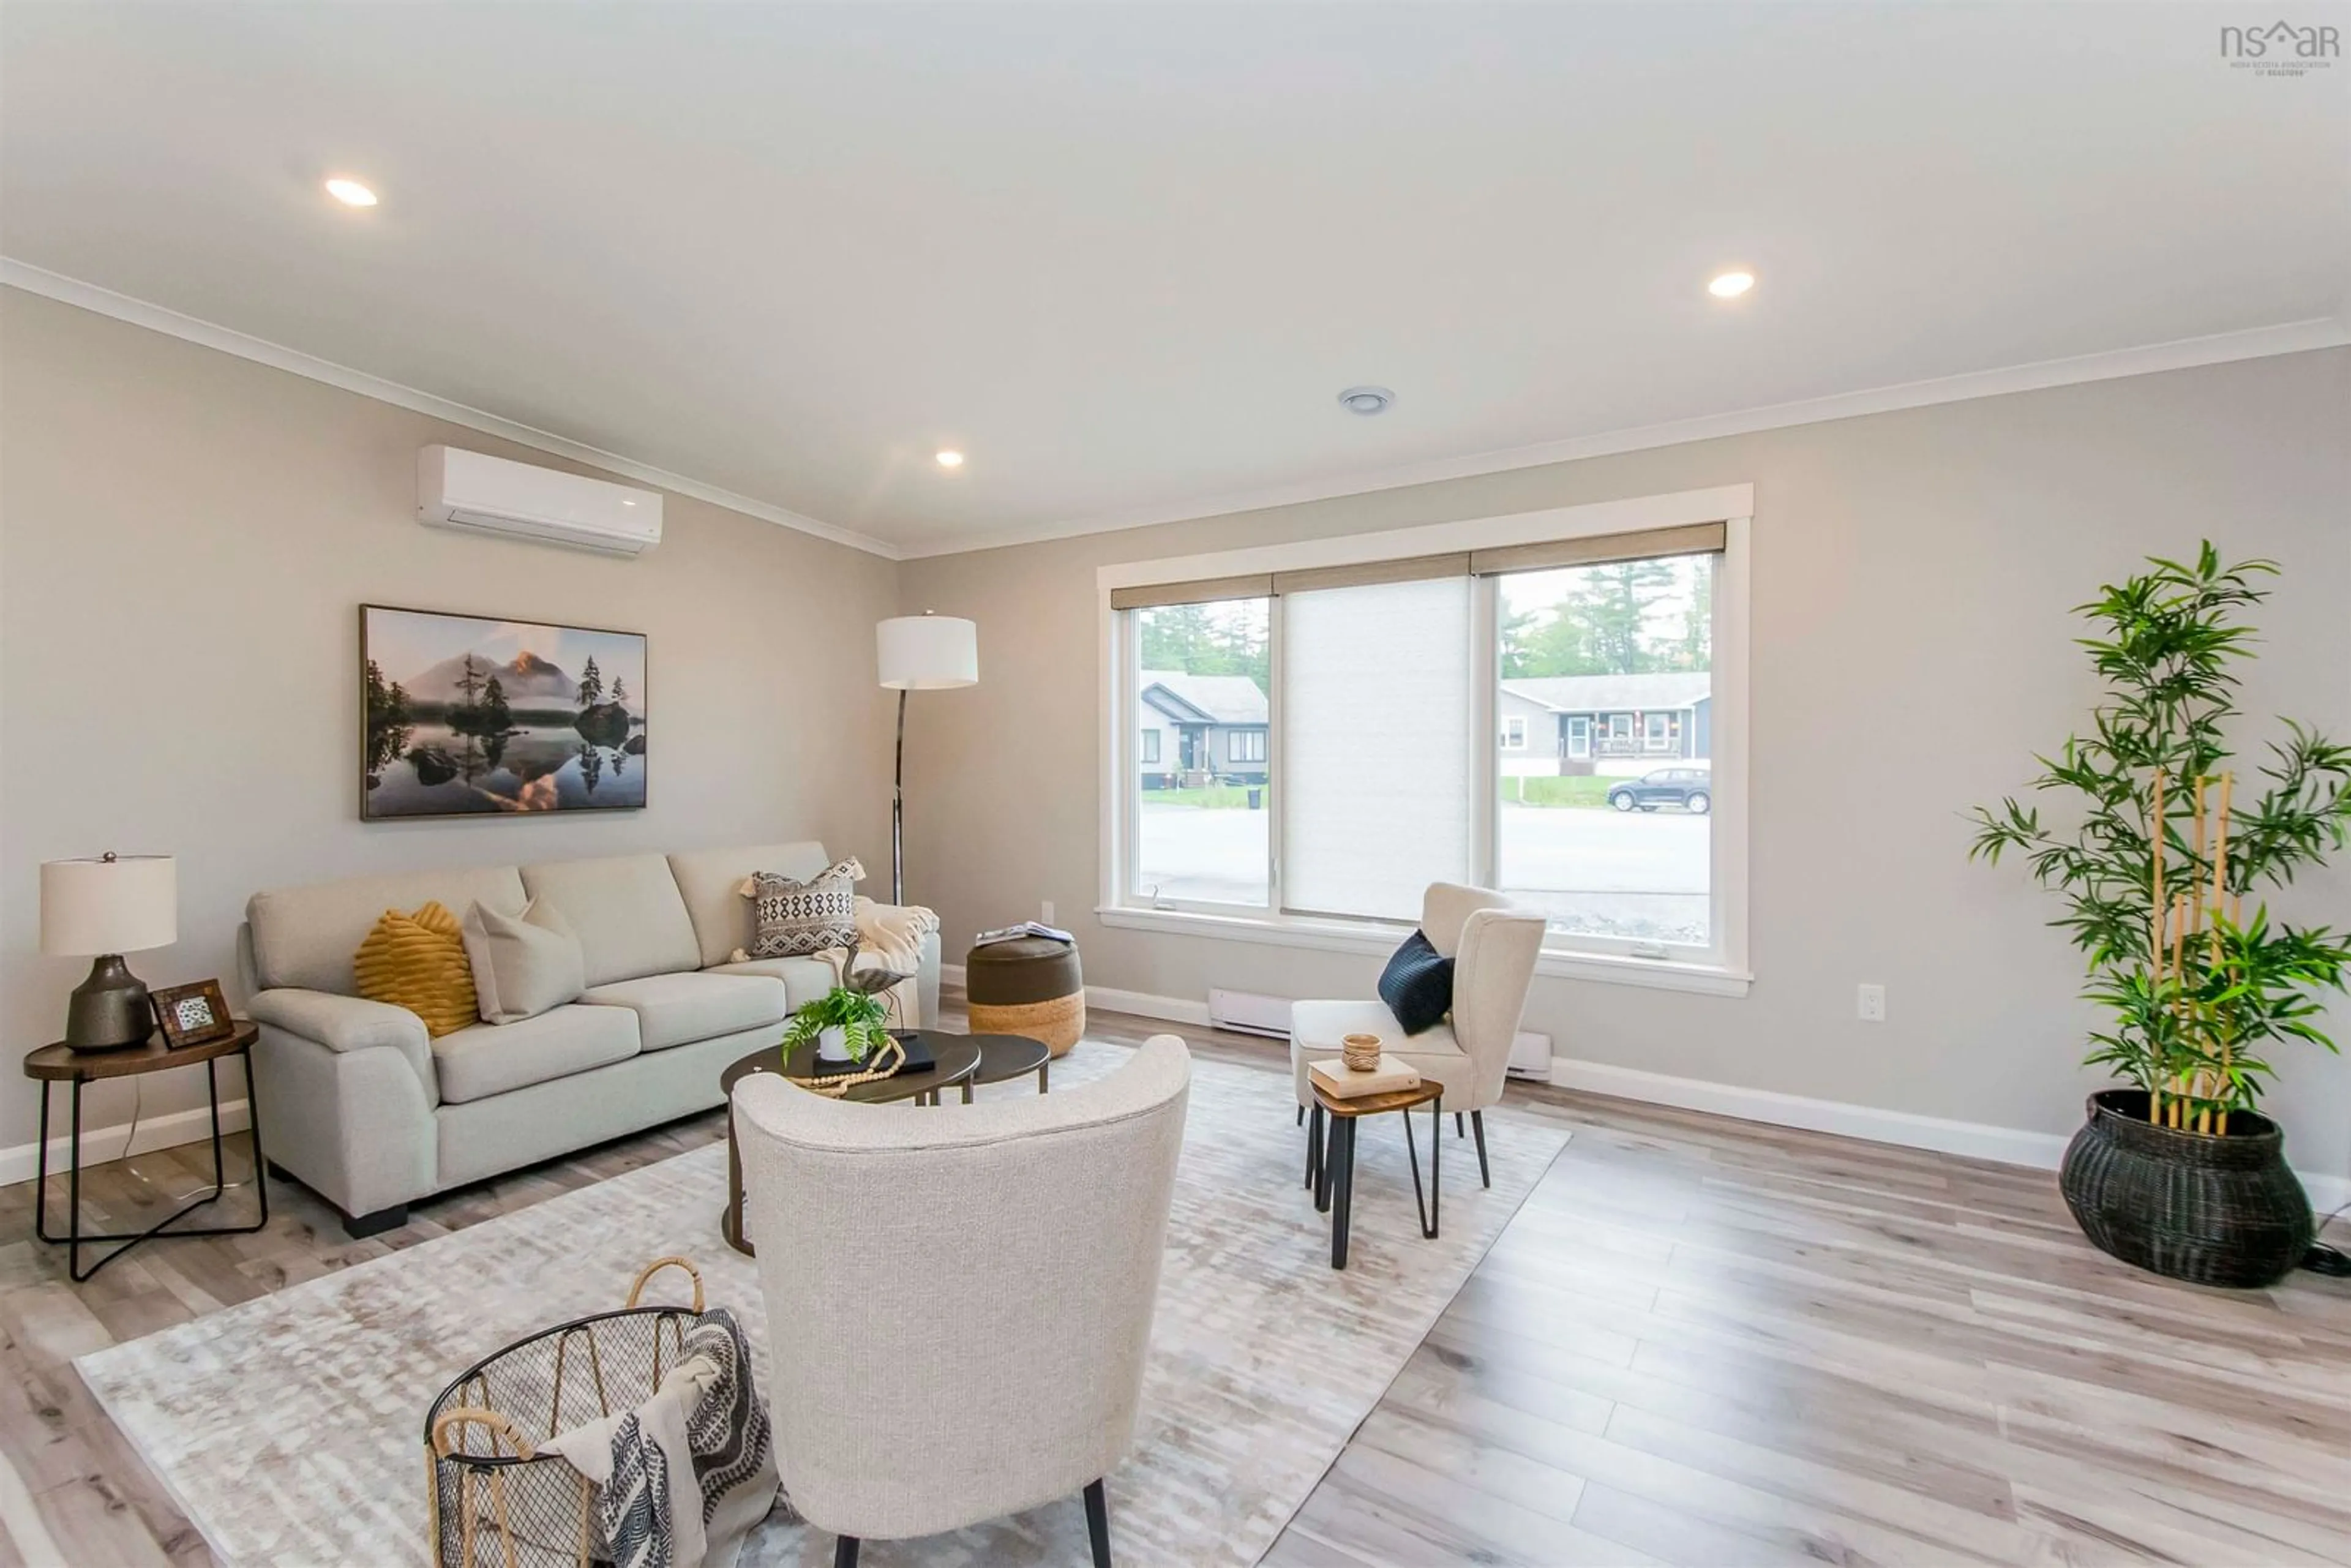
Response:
[1137,802,1709,943]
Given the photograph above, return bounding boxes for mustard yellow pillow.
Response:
[353,901,479,1037]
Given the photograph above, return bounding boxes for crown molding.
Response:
[896,313,2351,560]
[10,257,2340,568]
[0,260,902,560]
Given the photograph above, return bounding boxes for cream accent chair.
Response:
[733,1034,1191,1568]
[1289,883,1545,1187]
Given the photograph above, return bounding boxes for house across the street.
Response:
[1139,669,1270,787]
[1500,673,1711,777]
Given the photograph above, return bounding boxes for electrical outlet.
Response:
[1857,983,1886,1022]
[1041,899,1056,926]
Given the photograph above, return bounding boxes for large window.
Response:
[1129,599,1270,907]
[1496,553,1713,950]
[1106,495,1747,982]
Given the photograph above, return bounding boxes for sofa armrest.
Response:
[247,988,438,1104]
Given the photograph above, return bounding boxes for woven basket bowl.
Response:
[2058,1090,2312,1289]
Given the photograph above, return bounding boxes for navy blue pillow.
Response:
[1377,929,1454,1036]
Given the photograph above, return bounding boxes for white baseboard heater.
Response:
[1207,988,1294,1039]
[1507,1029,1554,1081]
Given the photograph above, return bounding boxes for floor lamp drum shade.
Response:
[41,854,176,1049]
[877,615,979,690]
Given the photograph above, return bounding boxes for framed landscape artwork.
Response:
[361,605,648,819]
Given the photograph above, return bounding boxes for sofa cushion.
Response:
[353,902,480,1038]
[249,865,526,994]
[1376,928,1455,1036]
[580,972,788,1052]
[707,956,844,1012]
[669,842,832,968]
[462,898,587,1025]
[519,854,701,988]
[748,858,863,958]
[431,1004,641,1104]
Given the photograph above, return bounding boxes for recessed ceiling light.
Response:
[1337,386,1395,416]
[935,450,965,468]
[324,178,378,208]
[1708,270,1755,299]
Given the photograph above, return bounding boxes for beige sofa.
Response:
[238,841,940,1236]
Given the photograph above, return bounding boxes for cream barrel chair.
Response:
[733,1034,1191,1568]
[1289,883,1545,1187]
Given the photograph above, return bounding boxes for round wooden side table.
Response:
[23,1022,269,1283]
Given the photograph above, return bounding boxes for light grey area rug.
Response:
[78,1041,1565,1567]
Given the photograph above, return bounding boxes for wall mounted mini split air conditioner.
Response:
[417,445,662,557]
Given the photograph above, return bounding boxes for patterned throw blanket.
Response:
[545,1308,782,1568]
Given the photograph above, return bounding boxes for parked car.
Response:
[1607,767,1711,814]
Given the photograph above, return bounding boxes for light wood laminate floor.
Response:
[1,1002,2345,1567]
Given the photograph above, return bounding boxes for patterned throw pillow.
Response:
[742,857,863,958]
[1376,928,1454,1036]
[353,901,479,1037]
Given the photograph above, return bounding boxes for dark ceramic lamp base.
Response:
[65,953,154,1050]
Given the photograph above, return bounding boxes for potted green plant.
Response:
[1970,544,2350,1288]
[783,986,892,1065]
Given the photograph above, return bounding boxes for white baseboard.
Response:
[953,969,2351,1212]
[1549,1057,2350,1214]
[1086,985,1212,1028]
[0,1100,252,1190]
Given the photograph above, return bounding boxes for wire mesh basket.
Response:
[424,1256,705,1568]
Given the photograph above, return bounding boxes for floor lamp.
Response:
[876,613,979,904]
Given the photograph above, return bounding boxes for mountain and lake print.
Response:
[361,606,647,818]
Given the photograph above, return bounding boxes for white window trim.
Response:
[1499,715,1528,750]
[1566,715,1592,759]
[1096,484,1752,997]
[1229,729,1265,763]
[1139,729,1160,765]
[1644,712,1673,751]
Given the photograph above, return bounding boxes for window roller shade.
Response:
[1112,526,1725,609]
[1269,553,1469,596]
[1470,521,1727,576]
[1109,575,1273,612]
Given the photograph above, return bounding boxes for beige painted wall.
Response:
[1,290,902,1147]
[899,348,2351,1182]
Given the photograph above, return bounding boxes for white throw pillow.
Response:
[462,898,586,1025]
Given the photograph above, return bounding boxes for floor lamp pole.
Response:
[891,687,908,905]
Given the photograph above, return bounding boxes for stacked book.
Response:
[972,920,1075,947]
[1308,1056,1423,1098]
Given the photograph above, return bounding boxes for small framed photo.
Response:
[151,980,235,1049]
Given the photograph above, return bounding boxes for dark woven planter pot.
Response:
[2059,1090,2312,1288]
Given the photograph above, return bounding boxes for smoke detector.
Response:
[1337,385,1395,416]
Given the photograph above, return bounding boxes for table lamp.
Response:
[40,852,177,1049]
[876,613,978,904]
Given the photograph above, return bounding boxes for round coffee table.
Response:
[942,1030,1052,1100]
[719,1035,982,1255]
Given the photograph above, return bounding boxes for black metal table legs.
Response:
[35,1051,269,1283]
[1305,1093,1441,1271]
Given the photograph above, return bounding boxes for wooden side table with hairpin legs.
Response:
[23,1022,269,1283]
[1305,1076,1442,1271]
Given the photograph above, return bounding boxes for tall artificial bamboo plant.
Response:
[1969,544,2351,1131]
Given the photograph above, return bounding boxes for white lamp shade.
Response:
[877,615,979,691]
[40,855,177,956]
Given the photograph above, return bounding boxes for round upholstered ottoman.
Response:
[965,936,1085,1057]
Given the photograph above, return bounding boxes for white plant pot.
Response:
[816,1025,852,1063]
